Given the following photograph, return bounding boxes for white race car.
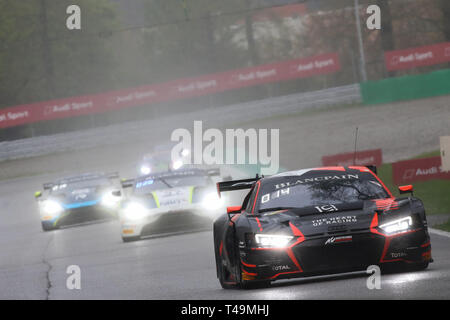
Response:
[119,168,226,242]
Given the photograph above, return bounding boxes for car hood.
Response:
[251,198,406,236]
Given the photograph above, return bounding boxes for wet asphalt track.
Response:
[1,96,449,299]
[0,174,450,300]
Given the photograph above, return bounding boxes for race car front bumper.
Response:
[41,204,118,228]
[120,204,222,238]
[240,227,432,281]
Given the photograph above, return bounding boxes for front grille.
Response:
[58,206,116,226]
[140,212,213,236]
[294,233,384,273]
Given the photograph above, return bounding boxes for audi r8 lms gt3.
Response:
[120,168,225,242]
[35,172,123,231]
[213,166,432,289]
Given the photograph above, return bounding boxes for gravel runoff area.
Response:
[0,94,448,180]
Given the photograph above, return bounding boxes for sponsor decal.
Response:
[74,194,88,201]
[136,179,154,189]
[72,188,90,201]
[274,174,359,189]
[315,204,338,213]
[312,216,357,227]
[390,252,407,258]
[272,265,291,271]
[325,235,353,245]
[385,42,450,71]
[392,156,450,184]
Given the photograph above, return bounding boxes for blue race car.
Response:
[35,172,123,231]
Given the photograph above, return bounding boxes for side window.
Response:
[244,185,257,212]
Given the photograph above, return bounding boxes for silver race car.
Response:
[120,168,225,242]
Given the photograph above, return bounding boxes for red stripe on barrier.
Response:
[385,42,450,71]
[0,53,340,129]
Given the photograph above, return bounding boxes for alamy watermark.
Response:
[66,265,81,290]
[66,5,81,30]
[366,5,381,30]
[366,265,381,290]
[171,121,280,175]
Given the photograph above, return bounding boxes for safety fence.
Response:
[0,84,360,161]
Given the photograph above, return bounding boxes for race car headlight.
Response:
[101,191,121,208]
[171,160,184,170]
[41,200,64,215]
[255,234,293,248]
[181,149,190,157]
[140,165,151,175]
[123,202,148,221]
[379,216,412,234]
[201,192,224,210]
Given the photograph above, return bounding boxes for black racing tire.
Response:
[239,279,271,290]
[41,221,58,232]
[216,258,237,289]
[409,261,429,271]
[214,242,236,289]
[122,236,141,243]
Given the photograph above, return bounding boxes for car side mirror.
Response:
[227,206,242,214]
[399,185,414,195]
[34,191,42,199]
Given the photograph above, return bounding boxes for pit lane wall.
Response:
[360,68,450,105]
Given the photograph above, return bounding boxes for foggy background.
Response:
[0,0,449,141]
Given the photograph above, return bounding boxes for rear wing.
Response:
[216,176,261,198]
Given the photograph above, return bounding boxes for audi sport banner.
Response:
[321,149,383,167]
[385,42,450,71]
[0,53,340,129]
[392,156,450,185]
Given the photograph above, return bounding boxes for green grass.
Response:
[376,150,450,216]
[435,220,450,232]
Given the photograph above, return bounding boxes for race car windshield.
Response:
[51,178,111,193]
[134,175,210,194]
[258,176,389,213]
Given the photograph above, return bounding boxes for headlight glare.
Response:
[140,165,151,175]
[123,202,148,221]
[202,192,223,210]
[379,216,412,234]
[255,234,293,248]
[171,160,183,170]
[101,191,121,208]
[42,200,64,215]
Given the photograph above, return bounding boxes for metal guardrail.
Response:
[0,84,361,161]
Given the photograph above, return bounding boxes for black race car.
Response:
[213,166,432,289]
[35,172,123,231]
